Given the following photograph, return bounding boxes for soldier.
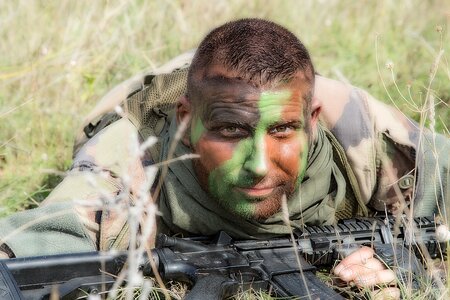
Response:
[1,19,448,299]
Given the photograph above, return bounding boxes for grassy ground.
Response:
[1,0,449,213]
[0,1,449,298]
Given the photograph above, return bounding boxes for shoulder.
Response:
[77,50,194,138]
[314,75,431,214]
[74,52,192,156]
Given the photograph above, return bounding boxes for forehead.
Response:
[191,67,312,113]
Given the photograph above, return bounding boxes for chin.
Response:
[224,200,281,222]
[252,187,296,221]
[253,198,283,221]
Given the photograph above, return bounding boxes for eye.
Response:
[219,126,247,138]
[269,124,298,137]
[273,125,289,133]
[225,126,238,133]
[270,125,292,134]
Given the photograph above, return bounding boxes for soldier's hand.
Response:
[333,246,400,299]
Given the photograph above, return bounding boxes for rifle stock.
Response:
[0,216,444,299]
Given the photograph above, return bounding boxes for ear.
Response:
[309,95,322,128]
[309,96,322,141]
[176,96,192,147]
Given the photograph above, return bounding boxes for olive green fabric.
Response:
[415,131,450,216]
[158,118,347,239]
[123,68,187,162]
[324,128,368,219]
[0,202,96,257]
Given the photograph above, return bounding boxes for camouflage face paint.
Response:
[190,117,206,146]
[189,72,312,220]
[208,139,256,218]
[205,90,309,219]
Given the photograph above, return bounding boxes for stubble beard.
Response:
[192,154,300,222]
[251,182,297,221]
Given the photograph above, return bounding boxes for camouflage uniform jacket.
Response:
[1,52,448,256]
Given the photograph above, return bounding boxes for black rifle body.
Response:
[0,216,443,299]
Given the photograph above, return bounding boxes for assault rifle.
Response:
[0,216,444,299]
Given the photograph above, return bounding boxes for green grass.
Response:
[1,0,449,213]
[0,0,449,298]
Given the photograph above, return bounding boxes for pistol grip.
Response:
[184,274,233,300]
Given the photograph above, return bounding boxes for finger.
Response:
[334,257,386,282]
[371,287,401,300]
[334,247,375,275]
[341,246,375,266]
[353,269,397,287]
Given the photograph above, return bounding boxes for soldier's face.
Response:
[179,68,317,221]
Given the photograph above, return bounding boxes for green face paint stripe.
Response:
[208,139,256,217]
[244,90,292,174]
[190,117,206,145]
[257,90,291,126]
[242,133,267,175]
[297,133,309,187]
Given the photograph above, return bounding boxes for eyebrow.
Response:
[206,113,259,129]
[268,120,304,128]
[206,117,305,133]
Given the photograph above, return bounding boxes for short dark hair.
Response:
[188,18,314,90]
[187,18,315,132]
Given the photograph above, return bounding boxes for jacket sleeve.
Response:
[44,118,152,251]
[0,202,97,257]
[315,75,449,217]
[0,118,149,257]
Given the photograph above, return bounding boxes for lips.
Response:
[235,185,276,198]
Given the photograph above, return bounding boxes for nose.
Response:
[243,135,269,177]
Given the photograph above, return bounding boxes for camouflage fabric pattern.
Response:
[1,52,448,256]
[316,75,449,217]
[45,118,146,250]
[65,52,448,250]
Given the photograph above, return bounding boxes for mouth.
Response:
[235,185,276,199]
